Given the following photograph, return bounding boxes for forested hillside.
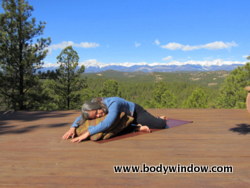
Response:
[2,63,250,110]
[83,70,229,108]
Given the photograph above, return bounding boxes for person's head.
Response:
[81,100,106,119]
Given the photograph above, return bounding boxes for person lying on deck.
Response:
[62,97,167,143]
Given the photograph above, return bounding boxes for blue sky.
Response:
[2,0,250,67]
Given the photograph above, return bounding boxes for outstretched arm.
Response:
[62,115,82,140]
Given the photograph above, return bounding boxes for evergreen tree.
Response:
[184,88,208,108]
[100,79,120,97]
[161,90,177,108]
[150,82,168,107]
[149,82,177,108]
[55,46,86,110]
[0,0,51,110]
[216,62,250,108]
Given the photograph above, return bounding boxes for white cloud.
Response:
[161,41,237,51]
[203,41,237,50]
[43,62,58,68]
[47,41,100,52]
[243,55,250,59]
[154,39,161,45]
[162,56,173,61]
[75,42,100,48]
[134,42,141,48]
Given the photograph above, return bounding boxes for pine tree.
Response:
[184,88,208,108]
[0,0,51,110]
[55,46,86,110]
[161,90,177,108]
[150,82,168,107]
[100,79,121,97]
[216,63,250,108]
[149,82,177,108]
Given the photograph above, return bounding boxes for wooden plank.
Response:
[0,109,250,187]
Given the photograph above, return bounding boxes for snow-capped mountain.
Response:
[40,60,246,73]
[83,64,244,72]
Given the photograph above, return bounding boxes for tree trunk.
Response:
[19,64,24,110]
[18,5,24,110]
[67,61,70,110]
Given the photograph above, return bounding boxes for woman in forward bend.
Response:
[62,97,167,143]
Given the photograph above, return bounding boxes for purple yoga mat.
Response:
[166,118,193,128]
[97,118,193,143]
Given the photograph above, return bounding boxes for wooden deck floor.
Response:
[0,109,249,188]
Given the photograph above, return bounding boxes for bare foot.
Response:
[137,124,151,133]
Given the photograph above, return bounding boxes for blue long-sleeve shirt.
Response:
[71,97,135,135]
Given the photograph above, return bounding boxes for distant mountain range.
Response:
[40,63,244,73]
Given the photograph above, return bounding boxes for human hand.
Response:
[62,127,76,140]
[70,131,90,143]
[71,136,84,143]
